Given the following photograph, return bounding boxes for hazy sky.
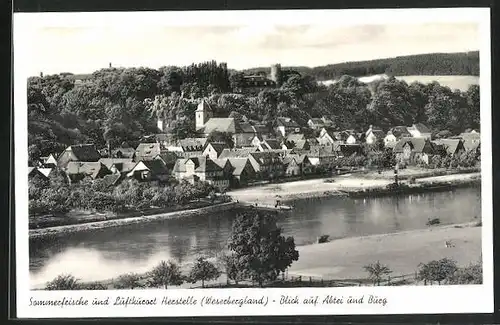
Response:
[27,22,479,75]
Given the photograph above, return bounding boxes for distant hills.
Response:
[242,51,480,80]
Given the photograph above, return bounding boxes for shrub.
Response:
[417,258,458,285]
[80,282,108,290]
[146,260,184,289]
[317,235,330,243]
[188,257,222,288]
[448,261,482,284]
[45,274,80,290]
[114,273,143,289]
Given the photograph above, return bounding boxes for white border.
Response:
[13,8,493,318]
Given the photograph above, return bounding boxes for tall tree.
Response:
[228,210,299,287]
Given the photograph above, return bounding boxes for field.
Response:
[320,75,479,91]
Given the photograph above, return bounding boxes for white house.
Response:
[365,125,385,145]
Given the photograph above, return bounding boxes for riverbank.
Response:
[34,222,481,290]
[228,172,481,204]
[288,222,481,280]
[29,202,239,240]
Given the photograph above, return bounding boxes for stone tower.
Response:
[195,99,213,130]
[269,63,282,86]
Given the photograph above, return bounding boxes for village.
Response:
[29,97,481,193]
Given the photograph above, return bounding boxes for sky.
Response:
[24,21,479,76]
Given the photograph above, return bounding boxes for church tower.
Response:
[195,99,213,130]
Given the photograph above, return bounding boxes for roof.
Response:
[38,168,53,177]
[393,138,434,153]
[101,173,123,187]
[112,147,136,158]
[433,139,464,155]
[459,132,481,141]
[294,140,308,150]
[98,158,134,169]
[135,143,161,160]
[239,122,256,134]
[65,162,109,179]
[276,117,300,128]
[191,157,224,173]
[308,144,341,157]
[227,158,252,176]
[179,138,207,151]
[408,123,431,134]
[154,152,179,167]
[463,140,480,152]
[67,144,101,161]
[201,118,238,134]
[140,160,169,175]
[219,147,258,159]
[308,118,324,125]
[286,133,306,143]
[261,139,281,150]
[172,158,189,173]
[249,151,286,165]
[112,161,137,173]
[366,126,385,138]
[204,142,230,155]
[388,126,411,138]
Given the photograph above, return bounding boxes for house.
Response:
[219,147,259,159]
[126,160,170,182]
[226,158,257,187]
[307,144,340,166]
[98,158,134,171]
[432,139,466,157]
[28,167,48,180]
[38,168,53,179]
[407,123,432,139]
[109,161,137,176]
[57,144,101,168]
[64,162,111,183]
[275,117,301,137]
[179,138,207,153]
[345,133,359,145]
[393,138,435,165]
[248,151,286,179]
[172,156,230,189]
[155,133,177,149]
[339,144,363,157]
[384,126,412,147]
[40,154,58,168]
[365,125,385,145]
[111,144,136,159]
[459,131,481,144]
[202,142,230,160]
[134,143,162,162]
[100,173,124,188]
[153,151,180,171]
[284,139,311,151]
[307,118,324,130]
[283,154,314,176]
[258,139,282,151]
[317,127,346,145]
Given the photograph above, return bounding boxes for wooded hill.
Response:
[243,51,480,80]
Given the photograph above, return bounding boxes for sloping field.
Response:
[320,75,479,91]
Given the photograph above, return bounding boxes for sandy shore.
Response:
[228,172,481,204]
[288,223,481,280]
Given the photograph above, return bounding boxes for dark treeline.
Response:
[28,59,480,164]
[243,52,480,80]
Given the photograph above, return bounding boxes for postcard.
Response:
[13,7,492,318]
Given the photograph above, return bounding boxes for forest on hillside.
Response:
[243,52,480,80]
[27,59,480,164]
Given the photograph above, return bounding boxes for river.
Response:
[29,186,481,287]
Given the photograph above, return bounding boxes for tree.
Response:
[45,274,80,290]
[363,261,392,286]
[228,210,299,287]
[448,260,482,285]
[188,257,221,288]
[147,260,184,289]
[417,258,458,285]
[114,273,143,289]
[218,253,245,285]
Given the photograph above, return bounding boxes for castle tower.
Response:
[269,63,282,86]
[195,99,213,130]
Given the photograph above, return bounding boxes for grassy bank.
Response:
[29,202,238,240]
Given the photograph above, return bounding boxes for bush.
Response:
[448,261,482,284]
[114,273,143,289]
[426,217,441,226]
[45,274,80,290]
[80,282,108,290]
[417,258,458,285]
[317,235,330,243]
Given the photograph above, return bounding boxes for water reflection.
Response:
[30,187,481,286]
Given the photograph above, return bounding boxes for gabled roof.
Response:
[433,139,464,155]
[204,142,230,155]
[394,137,434,153]
[101,173,123,187]
[179,138,207,151]
[227,158,253,176]
[112,161,137,173]
[135,143,161,160]
[408,123,431,134]
[463,140,480,152]
[308,118,324,125]
[154,152,179,167]
[140,160,169,175]
[66,144,101,161]
[219,147,258,159]
[366,126,385,138]
[172,158,189,173]
[239,122,257,134]
[276,117,300,128]
[308,144,341,157]
[459,132,481,141]
[249,151,286,165]
[112,147,136,158]
[286,133,306,143]
[261,139,281,150]
[38,168,53,178]
[192,157,224,173]
[98,158,134,169]
[65,162,109,179]
[201,118,238,134]
[294,140,308,150]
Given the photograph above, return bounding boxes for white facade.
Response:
[346,135,357,144]
[384,133,397,146]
